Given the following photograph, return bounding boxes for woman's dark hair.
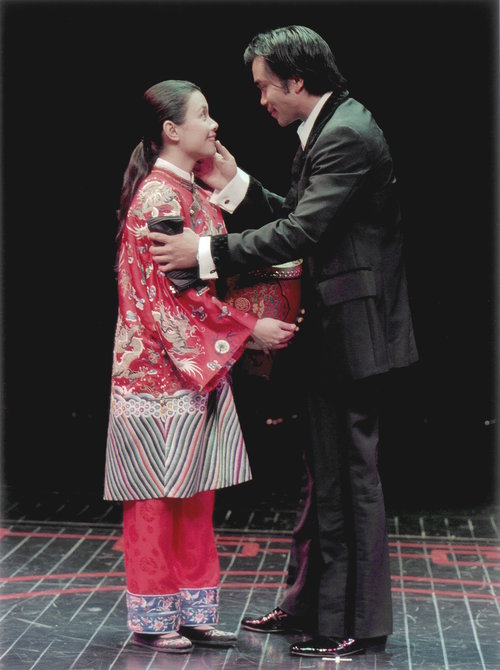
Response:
[243,25,347,96]
[116,80,201,246]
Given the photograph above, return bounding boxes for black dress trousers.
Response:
[280,369,393,638]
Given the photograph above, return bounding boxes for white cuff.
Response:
[209,168,249,213]
[198,235,218,280]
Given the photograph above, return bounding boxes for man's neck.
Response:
[299,93,324,121]
[297,92,333,149]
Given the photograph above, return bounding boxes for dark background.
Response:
[1,0,498,512]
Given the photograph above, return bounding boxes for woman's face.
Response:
[175,90,219,162]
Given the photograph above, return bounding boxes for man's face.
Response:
[251,56,300,127]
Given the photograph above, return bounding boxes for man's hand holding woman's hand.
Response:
[148,223,300,353]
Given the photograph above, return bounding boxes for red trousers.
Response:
[122,491,220,633]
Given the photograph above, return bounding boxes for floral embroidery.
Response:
[191,305,207,321]
[127,592,180,633]
[214,340,230,354]
[180,587,219,626]
[126,588,220,631]
[217,304,232,319]
[109,165,256,398]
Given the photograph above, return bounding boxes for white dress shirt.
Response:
[155,156,192,182]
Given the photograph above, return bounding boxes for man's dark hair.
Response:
[244,25,347,96]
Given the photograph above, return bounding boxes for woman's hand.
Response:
[194,141,237,191]
[248,318,298,354]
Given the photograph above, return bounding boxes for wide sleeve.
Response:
[211,125,372,276]
[118,208,257,393]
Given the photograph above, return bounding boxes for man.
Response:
[149,25,418,659]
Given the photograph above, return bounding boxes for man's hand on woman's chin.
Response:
[148,229,200,272]
[194,141,237,191]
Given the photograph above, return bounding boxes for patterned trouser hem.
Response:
[180,586,219,626]
[126,592,180,633]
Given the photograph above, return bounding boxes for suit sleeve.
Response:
[211,126,371,276]
[222,176,285,233]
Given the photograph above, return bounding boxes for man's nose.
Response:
[260,92,267,106]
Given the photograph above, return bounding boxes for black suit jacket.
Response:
[212,93,418,381]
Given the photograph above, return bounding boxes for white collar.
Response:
[155,157,193,182]
[297,92,333,150]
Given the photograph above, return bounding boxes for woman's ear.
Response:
[162,120,178,142]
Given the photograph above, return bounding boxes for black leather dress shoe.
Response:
[241,607,306,633]
[290,635,387,657]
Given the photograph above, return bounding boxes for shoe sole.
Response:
[179,629,237,647]
[291,648,365,658]
[291,644,386,658]
[132,639,192,654]
[189,640,237,647]
[241,624,286,633]
[242,624,304,634]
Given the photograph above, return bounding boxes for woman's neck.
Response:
[158,148,195,174]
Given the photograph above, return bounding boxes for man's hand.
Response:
[149,228,200,271]
[194,141,237,191]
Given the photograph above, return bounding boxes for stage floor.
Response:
[0,488,498,670]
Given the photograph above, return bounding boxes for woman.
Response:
[104,80,296,654]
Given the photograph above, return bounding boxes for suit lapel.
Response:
[303,90,350,155]
[290,144,305,183]
[283,146,303,212]
[284,91,349,211]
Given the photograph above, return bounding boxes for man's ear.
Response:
[163,120,178,142]
[290,76,305,94]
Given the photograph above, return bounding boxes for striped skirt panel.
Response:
[104,381,251,500]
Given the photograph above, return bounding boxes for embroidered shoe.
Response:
[132,632,193,653]
[179,626,237,647]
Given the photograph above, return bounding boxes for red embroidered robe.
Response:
[104,163,257,500]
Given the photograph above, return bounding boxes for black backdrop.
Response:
[1,0,498,511]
